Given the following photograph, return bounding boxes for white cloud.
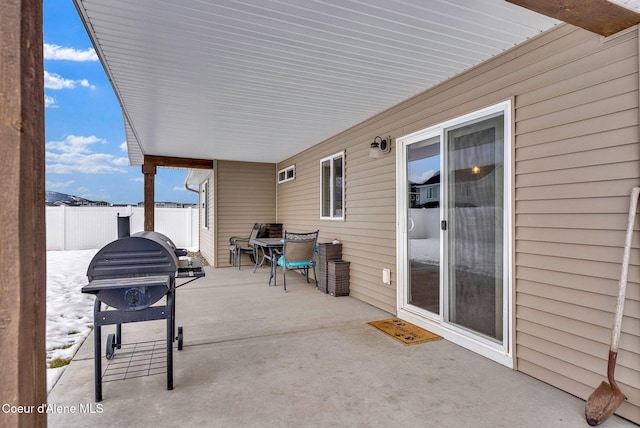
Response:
[44,71,75,89]
[44,71,95,90]
[46,180,75,190]
[75,187,89,194]
[130,177,144,183]
[46,135,128,175]
[112,157,130,166]
[119,141,128,152]
[45,95,57,108]
[172,186,187,192]
[46,135,104,154]
[43,43,98,62]
[46,151,128,174]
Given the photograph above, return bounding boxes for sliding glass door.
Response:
[445,113,504,342]
[400,102,511,357]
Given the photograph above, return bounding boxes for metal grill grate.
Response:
[102,340,167,383]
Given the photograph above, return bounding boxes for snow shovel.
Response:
[585,186,639,426]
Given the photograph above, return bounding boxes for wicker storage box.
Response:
[317,243,342,294]
[317,271,328,293]
[328,260,350,296]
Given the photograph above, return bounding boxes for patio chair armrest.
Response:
[230,236,249,244]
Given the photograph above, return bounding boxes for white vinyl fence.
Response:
[46,206,199,251]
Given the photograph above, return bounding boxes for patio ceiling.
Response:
[73,0,566,165]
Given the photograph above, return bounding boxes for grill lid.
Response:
[132,231,188,256]
[87,234,178,281]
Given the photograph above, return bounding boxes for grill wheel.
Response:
[106,334,116,360]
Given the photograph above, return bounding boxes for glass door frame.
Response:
[396,100,514,368]
[404,133,444,323]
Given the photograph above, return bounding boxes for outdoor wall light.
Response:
[370,136,391,159]
[471,165,481,174]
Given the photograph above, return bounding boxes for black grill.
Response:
[82,231,204,402]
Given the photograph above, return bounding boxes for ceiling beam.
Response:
[506,0,640,36]
[143,155,213,170]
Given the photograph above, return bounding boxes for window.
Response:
[278,165,295,183]
[201,180,209,229]
[320,151,344,220]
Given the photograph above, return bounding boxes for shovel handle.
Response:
[611,186,640,352]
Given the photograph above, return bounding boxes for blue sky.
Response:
[43,0,198,205]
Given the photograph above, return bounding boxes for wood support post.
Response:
[0,0,47,426]
[142,163,157,231]
[140,155,212,231]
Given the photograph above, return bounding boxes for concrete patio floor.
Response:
[48,266,636,427]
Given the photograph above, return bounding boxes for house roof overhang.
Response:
[71,1,639,166]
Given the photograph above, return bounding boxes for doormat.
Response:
[367,318,443,346]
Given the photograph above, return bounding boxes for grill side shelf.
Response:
[82,275,171,293]
[82,275,171,311]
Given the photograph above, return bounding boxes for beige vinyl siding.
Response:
[276,24,639,422]
[513,27,640,422]
[213,160,277,267]
[277,134,398,314]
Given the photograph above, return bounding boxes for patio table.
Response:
[250,237,284,285]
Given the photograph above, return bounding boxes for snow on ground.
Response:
[46,249,99,393]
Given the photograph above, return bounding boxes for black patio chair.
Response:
[275,230,319,292]
[230,223,263,270]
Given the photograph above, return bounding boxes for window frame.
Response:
[277,165,295,184]
[319,151,345,220]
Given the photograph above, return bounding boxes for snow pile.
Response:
[46,249,98,392]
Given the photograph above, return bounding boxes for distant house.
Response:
[411,171,440,209]
[136,201,198,208]
[79,200,110,207]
